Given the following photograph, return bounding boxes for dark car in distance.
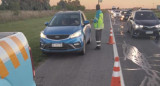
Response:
[120,10,131,21]
[127,10,160,38]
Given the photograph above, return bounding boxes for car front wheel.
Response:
[79,40,86,55]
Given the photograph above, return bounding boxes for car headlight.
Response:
[40,31,46,38]
[135,24,143,29]
[155,24,160,29]
[69,30,82,38]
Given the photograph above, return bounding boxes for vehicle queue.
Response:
[110,7,160,39]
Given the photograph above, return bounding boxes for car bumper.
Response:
[123,17,129,20]
[132,29,159,37]
[40,35,84,53]
[121,17,128,21]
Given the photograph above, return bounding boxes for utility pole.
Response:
[98,0,99,5]
[98,0,102,4]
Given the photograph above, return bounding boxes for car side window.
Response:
[129,12,134,20]
[81,13,85,25]
[82,13,87,21]
[132,12,135,19]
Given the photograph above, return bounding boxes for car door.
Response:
[83,13,91,42]
[127,12,134,32]
[81,13,91,43]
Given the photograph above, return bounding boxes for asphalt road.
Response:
[35,12,160,86]
[112,15,160,86]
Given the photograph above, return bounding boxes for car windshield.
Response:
[48,13,80,26]
[121,11,127,14]
[135,12,157,20]
[115,11,120,12]
[112,8,116,10]
[126,12,131,15]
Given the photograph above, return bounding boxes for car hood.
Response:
[44,26,81,35]
[135,20,159,26]
[124,14,131,16]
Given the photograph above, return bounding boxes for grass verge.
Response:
[84,10,96,23]
[0,10,55,24]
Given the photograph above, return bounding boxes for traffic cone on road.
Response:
[108,28,115,44]
[111,57,121,86]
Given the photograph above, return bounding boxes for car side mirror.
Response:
[84,20,90,25]
[45,22,49,26]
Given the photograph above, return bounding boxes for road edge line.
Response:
[109,14,125,86]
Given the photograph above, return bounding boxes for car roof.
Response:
[136,10,153,13]
[139,8,150,10]
[56,11,81,14]
[115,10,120,11]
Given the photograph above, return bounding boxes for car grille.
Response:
[47,35,69,40]
[143,26,156,30]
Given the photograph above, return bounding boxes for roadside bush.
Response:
[0,10,55,23]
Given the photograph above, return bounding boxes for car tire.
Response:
[127,29,130,33]
[42,51,48,55]
[80,40,86,55]
[127,26,130,33]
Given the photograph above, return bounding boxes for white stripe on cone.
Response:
[110,34,113,36]
[112,71,120,77]
[114,61,119,67]
[110,29,113,32]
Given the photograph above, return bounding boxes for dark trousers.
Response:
[95,29,102,46]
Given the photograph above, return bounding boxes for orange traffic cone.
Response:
[108,28,115,44]
[111,57,121,86]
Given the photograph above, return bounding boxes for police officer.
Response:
[93,4,104,49]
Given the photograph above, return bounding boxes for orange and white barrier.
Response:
[0,32,29,79]
[111,57,121,86]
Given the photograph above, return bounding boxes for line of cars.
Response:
[110,8,160,39]
[110,9,132,21]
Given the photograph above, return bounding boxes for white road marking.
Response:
[109,14,125,86]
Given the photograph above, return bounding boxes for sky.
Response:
[0,0,159,9]
[50,0,160,9]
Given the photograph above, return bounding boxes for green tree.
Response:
[0,0,51,10]
[1,0,20,10]
[56,0,85,11]
[0,0,20,15]
[57,0,67,10]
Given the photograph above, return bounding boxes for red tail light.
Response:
[29,47,35,78]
